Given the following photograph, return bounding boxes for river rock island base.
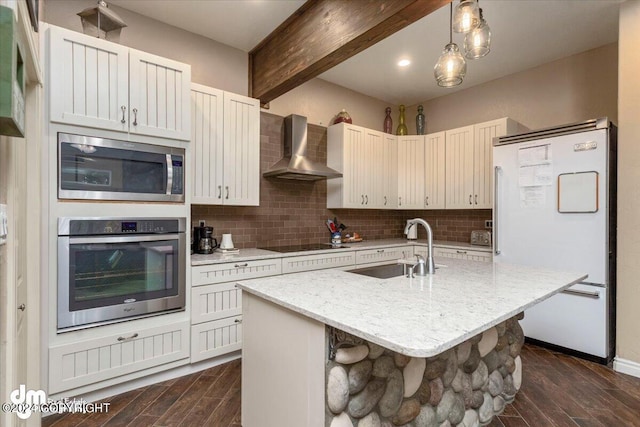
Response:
[326,314,525,427]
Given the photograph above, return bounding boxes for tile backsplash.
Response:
[191,112,491,249]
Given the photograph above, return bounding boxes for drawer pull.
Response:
[456,250,467,254]
[377,249,385,253]
[234,318,242,324]
[234,263,248,268]
[117,333,139,342]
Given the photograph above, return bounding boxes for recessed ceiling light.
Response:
[398,59,411,67]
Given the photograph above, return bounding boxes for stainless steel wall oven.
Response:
[57,217,186,331]
[58,133,185,202]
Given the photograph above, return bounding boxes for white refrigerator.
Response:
[493,118,616,363]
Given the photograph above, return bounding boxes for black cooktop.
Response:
[258,243,350,253]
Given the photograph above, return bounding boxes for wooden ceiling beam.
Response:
[249,0,451,105]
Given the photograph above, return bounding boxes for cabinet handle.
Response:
[384,196,387,206]
[377,249,385,253]
[18,303,25,311]
[226,186,229,199]
[399,197,402,206]
[218,185,222,199]
[365,195,368,205]
[234,318,243,323]
[234,263,248,268]
[117,333,139,342]
[456,250,467,254]
[425,196,429,206]
[120,105,126,123]
[132,108,138,126]
[469,195,472,205]
[475,194,478,205]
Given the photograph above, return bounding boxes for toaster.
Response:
[470,230,492,246]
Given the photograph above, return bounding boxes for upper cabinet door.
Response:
[129,50,191,141]
[424,131,446,209]
[382,134,398,209]
[49,26,129,132]
[397,136,426,209]
[222,92,260,206]
[445,125,475,209]
[191,84,224,205]
[473,119,506,209]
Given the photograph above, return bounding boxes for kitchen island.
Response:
[237,258,586,427]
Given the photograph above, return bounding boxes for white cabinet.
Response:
[445,125,475,209]
[355,246,413,266]
[281,251,356,274]
[327,123,368,208]
[397,135,426,209]
[190,258,281,362]
[49,321,189,394]
[445,118,521,209]
[48,25,191,140]
[191,84,260,206]
[424,131,446,209]
[328,124,397,209]
[415,245,492,262]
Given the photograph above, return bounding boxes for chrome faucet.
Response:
[404,218,436,275]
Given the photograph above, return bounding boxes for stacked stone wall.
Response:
[326,315,525,427]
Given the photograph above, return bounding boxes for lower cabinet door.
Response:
[191,282,242,325]
[49,321,190,394]
[191,316,243,363]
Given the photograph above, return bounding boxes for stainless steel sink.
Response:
[347,263,406,279]
[347,262,444,279]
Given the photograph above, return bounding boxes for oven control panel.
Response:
[61,218,185,236]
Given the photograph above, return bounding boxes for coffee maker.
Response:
[193,226,217,254]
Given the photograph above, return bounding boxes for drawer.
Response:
[191,282,242,325]
[355,246,413,265]
[192,258,282,286]
[49,321,189,394]
[426,246,492,262]
[191,316,243,363]
[282,251,355,274]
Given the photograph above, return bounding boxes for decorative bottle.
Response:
[416,105,425,135]
[383,107,393,134]
[333,109,352,124]
[396,105,408,136]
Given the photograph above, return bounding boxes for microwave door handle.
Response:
[68,234,181,245]
[166,154,173,195]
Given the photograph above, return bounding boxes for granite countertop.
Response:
[237,258,586,357]
[191,239,491,266]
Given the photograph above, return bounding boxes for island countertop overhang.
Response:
[237,258,586,357]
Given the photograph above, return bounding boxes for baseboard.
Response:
[613,356,640,378]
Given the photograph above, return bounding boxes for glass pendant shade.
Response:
[434,43,467,87]
[453,0,480,33]
[464,12,491,59]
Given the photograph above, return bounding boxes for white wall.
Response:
[407,43,618,133]
[41,0,248,94]
[615,0,640,373]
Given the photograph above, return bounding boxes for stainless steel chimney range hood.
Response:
[263,114,343,181]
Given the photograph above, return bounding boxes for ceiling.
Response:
[110,0,622,106]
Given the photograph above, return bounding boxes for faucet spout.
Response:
[406,218,436,275]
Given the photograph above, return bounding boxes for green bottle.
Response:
[396,105,408,136]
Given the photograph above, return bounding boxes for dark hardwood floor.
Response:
[43,344,640,427]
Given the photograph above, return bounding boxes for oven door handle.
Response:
[166,154,173,195]
[68,234,181,245]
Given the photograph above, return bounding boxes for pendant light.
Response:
[453,0,480,34]
[434,3,466,87]
[464,7,491,59]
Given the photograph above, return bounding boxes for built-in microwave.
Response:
[58,133,185,202]
[57,217,187,331]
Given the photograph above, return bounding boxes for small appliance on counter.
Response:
[470,230,491,246]
[405,220,418,240]
[193,225,217,254]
